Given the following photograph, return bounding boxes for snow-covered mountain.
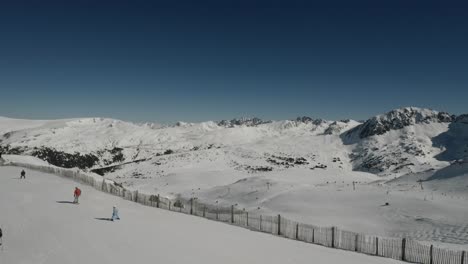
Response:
[0,107,466,179]
[341,107,467,177]
[217,117,272,127]
[2,107,468,245]
[344,107,454,140]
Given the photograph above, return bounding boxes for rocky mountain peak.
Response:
[217,117,271,127]
[455,114,468,124]
[295,116,326,125]
[346,107,454,139]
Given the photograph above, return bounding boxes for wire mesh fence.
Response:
[6,161,468,264]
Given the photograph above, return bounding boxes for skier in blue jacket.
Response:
[111,206,120,221]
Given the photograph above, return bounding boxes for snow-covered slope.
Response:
[0,115,360,170]
[389,159,468,197]
[0,116,56,135]
[0,166,405,264]
[1,107,468,246]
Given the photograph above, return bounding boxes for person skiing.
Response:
[20,170,26,179]
[111,206,120,221]
[73,187,82,204]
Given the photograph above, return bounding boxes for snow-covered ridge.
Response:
[337,107,468,176]
[217,117,271,127]
[345,107,454,139]
[0,106,467,179]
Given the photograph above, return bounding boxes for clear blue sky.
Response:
[0,0,467,123]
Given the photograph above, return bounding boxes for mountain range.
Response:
[1,107,466,179]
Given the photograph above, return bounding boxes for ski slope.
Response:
[0,166,404,264]
[1,107,467,249]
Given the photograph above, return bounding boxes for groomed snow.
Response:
[0,166,404,264]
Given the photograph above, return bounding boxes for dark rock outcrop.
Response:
[32,147,99,169]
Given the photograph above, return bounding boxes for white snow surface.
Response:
[1,107,468,247]
[0,166,404,264]
[0,116,54,135]
[1,154,54,167]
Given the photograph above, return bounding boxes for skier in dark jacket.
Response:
[20,170,26,179]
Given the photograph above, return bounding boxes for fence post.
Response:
[295,223,299,240]
[190,198,193,215]
[461,251,465,264]
[203,206,206,218]
[331,227,335,248]
[402,238,406,261]
[246,212,249,227]
[277,215,281,235]
[169,201,171,211]
[312,228,315,243]
[216,207,219,220]
[376,237,379,256]
[260,215,262,231]
[157,194,160,208]
[355,233,359,252]
[430,245,433,264]
[231,205,234,223]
